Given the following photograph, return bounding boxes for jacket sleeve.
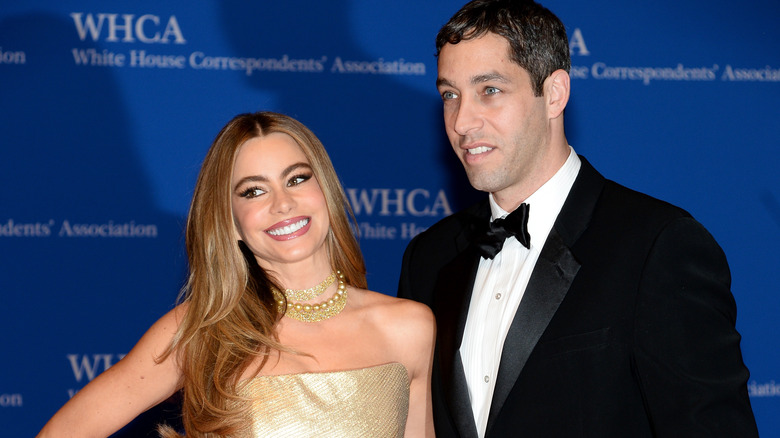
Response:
[397,233,421,301]
[633,216,758,437]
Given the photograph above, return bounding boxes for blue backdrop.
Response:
[1,1,778,436]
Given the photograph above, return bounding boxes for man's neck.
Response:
[492,142,571,212]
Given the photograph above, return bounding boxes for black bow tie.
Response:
[473,203,531,259]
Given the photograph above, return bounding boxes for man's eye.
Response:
[441,90,458,101]
[484,87,501,95]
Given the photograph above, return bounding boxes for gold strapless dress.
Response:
[237,362,410,437]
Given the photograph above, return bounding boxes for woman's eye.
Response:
[240,187,265,198]
[288,174,311,187]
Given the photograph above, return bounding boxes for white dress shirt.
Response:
[459,148,581,437]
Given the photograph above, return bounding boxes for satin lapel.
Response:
[486,228,580,433]
[435,204,488,438]
[485,156,604,435]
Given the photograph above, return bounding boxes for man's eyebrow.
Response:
[471,72,509,85]
[436,73,509,89]
[436,77,454,88]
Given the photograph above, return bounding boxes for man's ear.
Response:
[545,69,570,120]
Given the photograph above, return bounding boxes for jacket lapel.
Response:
[485,156,605,435]
[486,227,580,432]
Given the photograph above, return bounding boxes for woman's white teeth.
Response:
[268,218,309,236]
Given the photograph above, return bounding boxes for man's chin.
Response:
[466,174,501,193]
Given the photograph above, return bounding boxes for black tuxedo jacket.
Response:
[398,157,757,437]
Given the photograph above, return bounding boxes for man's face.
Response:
[437,32,551,204]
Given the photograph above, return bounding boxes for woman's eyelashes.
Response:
[287,173,312,187]
[239,186,266,198]
[237,173,312,199]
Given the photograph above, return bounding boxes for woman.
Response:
[37,112,436,437]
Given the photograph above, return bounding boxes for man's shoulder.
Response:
[399,199,487,299]
[600,178,692,224]
[400,198,487,268]
[578,155,691,223]
[413,198,488,242]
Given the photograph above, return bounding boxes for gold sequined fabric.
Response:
[237,362,410,438]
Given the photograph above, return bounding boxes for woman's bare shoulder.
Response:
[354,288,432,316]
[128,302,189,360]
[148,303,188,336]
[352,289,435,339]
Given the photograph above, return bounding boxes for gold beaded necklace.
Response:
[281,271,336,301]
[272,271,348,323]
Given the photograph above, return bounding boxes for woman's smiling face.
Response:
[230,132,330,271]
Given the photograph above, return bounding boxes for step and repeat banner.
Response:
[1,1,778,436]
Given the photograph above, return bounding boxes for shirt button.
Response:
[495,293,502,300]
[484,375,490,383]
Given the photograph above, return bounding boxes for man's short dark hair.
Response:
[436,0,571,96]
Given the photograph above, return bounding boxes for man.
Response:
[397,1,758,437]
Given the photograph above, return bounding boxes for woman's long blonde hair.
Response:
[160,112,366,436]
